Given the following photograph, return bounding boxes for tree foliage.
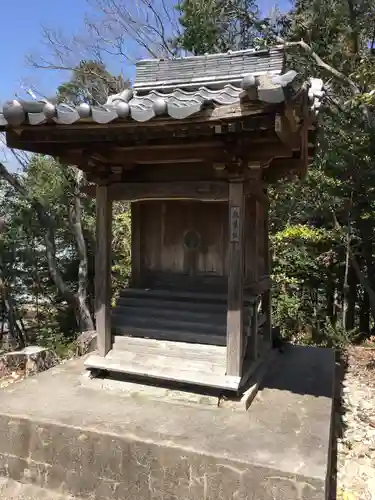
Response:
[57,60,129,105]
[176,0,262,54]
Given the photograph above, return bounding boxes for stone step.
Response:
[112,335,227,363]
[85,353,240,391]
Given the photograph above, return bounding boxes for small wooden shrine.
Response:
[0,47,321,392]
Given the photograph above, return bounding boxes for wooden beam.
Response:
[66,140,290,167]
[95,185,113,357]
[226,179,245,377]
[85,181,229,201]
[7,125,293,168]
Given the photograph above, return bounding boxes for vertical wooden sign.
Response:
[230,206,241,242]
[227,181,244,377]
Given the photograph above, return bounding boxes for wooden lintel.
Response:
[63,145,223,166]
[69,138,289,166]
[85,181,230,201]
[7,125,293,169]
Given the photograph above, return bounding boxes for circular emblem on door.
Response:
[183,230,201,250]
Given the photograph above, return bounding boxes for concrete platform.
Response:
[0,345,335,500]
[0,477,79,499]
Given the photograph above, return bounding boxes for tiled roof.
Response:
[0,47,323,127]
[134,47,285,92]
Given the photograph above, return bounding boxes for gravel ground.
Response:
[334,347,375,500]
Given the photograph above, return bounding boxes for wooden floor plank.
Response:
[112,336,226,361]
[84,354,241,391]
[106,349,224,374]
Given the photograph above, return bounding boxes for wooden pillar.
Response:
[226,180,245,377]
[131,202,141,288]
[250,297,259,360]
[96,185,113,357]
[248,198,259,360]
[245,196,259,285]
[263,193,272,345]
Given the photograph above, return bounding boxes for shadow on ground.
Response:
[256,344,347,500]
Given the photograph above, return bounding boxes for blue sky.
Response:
[0,0,291,104]
[0,0,89,102]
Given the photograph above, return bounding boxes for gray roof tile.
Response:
[134,47,285,93]
[0,46,321,127]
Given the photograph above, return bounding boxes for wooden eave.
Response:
[2,94,313,183]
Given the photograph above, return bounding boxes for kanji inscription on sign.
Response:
[230,206,241,242]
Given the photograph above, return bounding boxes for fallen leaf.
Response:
[343,491,356,500]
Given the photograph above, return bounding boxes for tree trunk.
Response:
[350,254,375,322]
[326,262,335,324]
[331,210,375,322]
[342,233,350,330]
[67,169,95,332]
[0,275,25,349]
[360,290,370,337]
[346,265,357,331]
[0,162,95,333]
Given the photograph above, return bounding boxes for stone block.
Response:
[0,346,57,377]
[74,331,97,357]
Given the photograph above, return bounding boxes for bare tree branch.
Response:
[28,0,181,76]
[275,36,360,95]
